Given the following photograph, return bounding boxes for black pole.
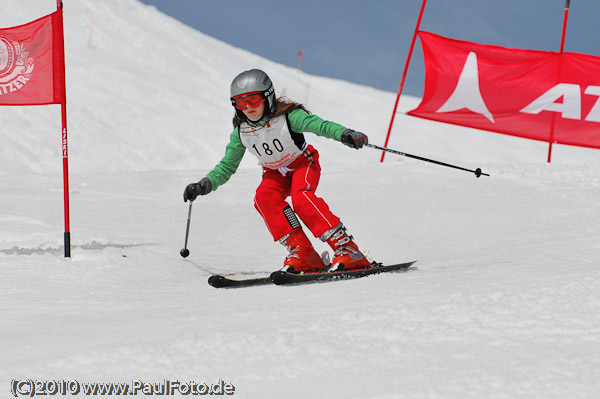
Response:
[180,201,193,258]
[366,143,489,178]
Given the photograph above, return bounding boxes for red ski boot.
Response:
[321,224,371,272]
[280,229,326,274]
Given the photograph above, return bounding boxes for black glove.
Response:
[341,129,368,149]
[183,178,212,202]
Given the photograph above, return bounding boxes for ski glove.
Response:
[341,129,368,149]
[183,178,212,202]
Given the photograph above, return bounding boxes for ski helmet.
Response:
[230,69,276,119]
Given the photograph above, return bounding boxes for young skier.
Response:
[184,69,371,274]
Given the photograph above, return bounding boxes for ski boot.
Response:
[321,223,371,272]
[279,229,326,274]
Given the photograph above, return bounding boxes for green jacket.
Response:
[206,109,347,191]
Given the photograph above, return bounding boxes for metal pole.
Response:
[180,201,193,258]
[367,143,489,177]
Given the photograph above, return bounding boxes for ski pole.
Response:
[180,200,193,258]
[366,143,489,178]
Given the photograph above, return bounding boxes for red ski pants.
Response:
[254,146,340,241]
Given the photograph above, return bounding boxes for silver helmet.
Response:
[230,69,276,116]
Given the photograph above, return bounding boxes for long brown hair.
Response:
[232,98,310,127]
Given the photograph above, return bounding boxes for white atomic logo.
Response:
[436,51,495,123]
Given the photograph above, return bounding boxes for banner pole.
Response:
[381,0,427,163]
[548,0,571,163]
[61,105,70,258]
[56,0,70,258]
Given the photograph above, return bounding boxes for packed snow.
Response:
[1,1,599,398]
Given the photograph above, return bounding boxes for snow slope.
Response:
[1,1,599,398]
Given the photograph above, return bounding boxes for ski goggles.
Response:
[231,91,266,110]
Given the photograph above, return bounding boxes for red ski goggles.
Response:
[231,91,266,110]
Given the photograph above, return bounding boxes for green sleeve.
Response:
[287,108,347,141]
[205,128,246,191]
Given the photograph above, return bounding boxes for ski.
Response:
[270,261,417,285]
[207,274,273,288]
[208,261,417,288]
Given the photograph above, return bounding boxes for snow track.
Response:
[2,165,599,398]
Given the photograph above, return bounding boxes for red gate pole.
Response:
[380,0,428,162]
[297,50,303,71]
[547,0,571,163]
[56,0,70,258]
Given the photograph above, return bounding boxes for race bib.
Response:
[239,115,305,169]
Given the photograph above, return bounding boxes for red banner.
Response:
[0,12,65,105]
[408,31,600,149]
